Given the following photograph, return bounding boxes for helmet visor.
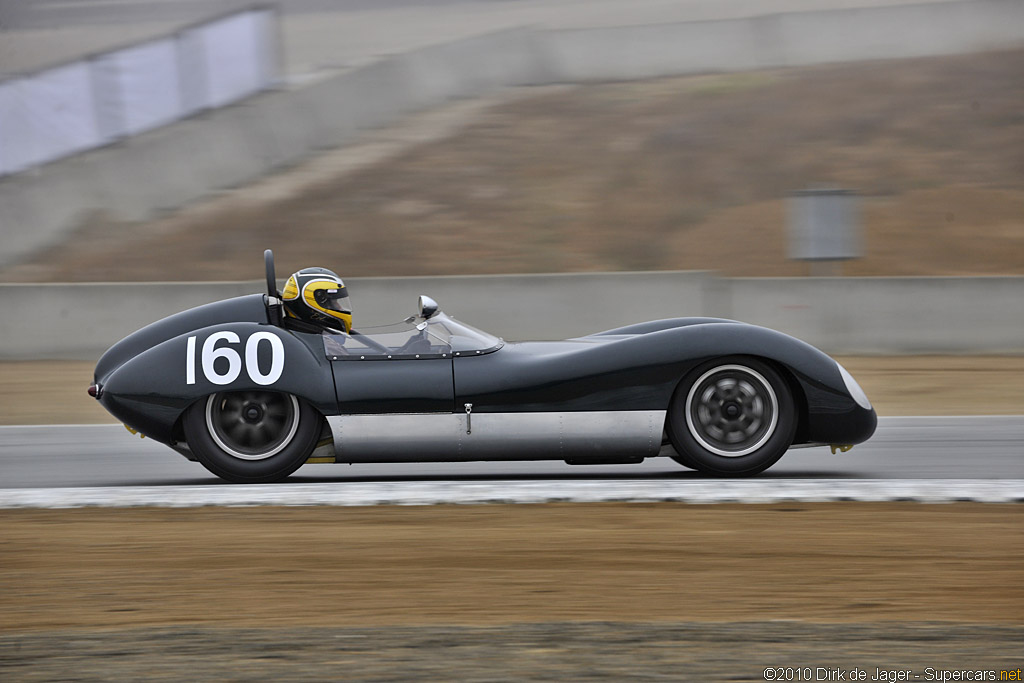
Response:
[321,287,351,315]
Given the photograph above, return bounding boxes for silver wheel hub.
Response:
[685,364,779,457]
[206,392,300,461]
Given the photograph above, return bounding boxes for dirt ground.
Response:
[5,503,1021,630]
[1,503,1021,679]
[2,49,1022,283]
[3,355,1022,425]
[3,622,1022,681]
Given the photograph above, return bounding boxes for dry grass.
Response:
[3,49,1022,282]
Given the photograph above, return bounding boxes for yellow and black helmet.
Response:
[282,267,352,332]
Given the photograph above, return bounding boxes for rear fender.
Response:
[98,322,335,444]
[95,294,270,381]
[588,317,738,336]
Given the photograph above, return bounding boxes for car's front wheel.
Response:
[668,357,796,476]
[184,391,321,483]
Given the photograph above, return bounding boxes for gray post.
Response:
[788,188,862,276]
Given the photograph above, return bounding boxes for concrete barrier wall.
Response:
[2,273,1021,359]
[720,276,1024,354]
[545,0,1024,81]
[347,271,712,343]
[0,282,260,361]
[3,0,1023,268]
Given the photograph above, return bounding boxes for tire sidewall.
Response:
[184,392,321,483]
[668,356,796,476]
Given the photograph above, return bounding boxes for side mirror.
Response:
[418,295,439,320]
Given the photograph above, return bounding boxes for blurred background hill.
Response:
[1,0,1021,282]
[2,48,1022,281]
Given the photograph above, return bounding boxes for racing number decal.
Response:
[186,331,285,386]
[198,332,241,385]
[244,332,285,385]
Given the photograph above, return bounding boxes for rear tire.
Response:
[668,357,796,476]
[184,391,321,483]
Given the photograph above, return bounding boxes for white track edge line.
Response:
[1,480,1021,509]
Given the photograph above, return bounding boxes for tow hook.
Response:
[830,444,853,454]
[124,425,146,439]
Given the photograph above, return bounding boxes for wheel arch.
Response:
[755,356,810,446]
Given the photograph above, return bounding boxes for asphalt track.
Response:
[1,416,1022,489]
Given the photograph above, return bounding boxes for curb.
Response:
[2,480,1021,509]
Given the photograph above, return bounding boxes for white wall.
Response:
[0,8,278,178]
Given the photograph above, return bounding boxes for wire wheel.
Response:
[205,391,300,461]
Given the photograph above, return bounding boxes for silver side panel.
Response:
[326,411,666,463]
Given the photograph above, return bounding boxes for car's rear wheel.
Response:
[668,357,796,476]
[184,391,321,483]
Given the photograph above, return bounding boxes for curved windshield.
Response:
[424,313,502,353]
[322,312,501,359]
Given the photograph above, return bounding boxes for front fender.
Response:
[650,322,877,445]
[97,322,335,444]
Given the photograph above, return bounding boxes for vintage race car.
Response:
[90,251,876,483]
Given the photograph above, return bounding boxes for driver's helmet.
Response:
[282,267,352,332]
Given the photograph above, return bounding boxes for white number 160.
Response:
[186,331,285,386]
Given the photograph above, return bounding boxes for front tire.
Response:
[668,357,796,476]
[184,391,321,483]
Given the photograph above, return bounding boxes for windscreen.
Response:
[322,313,501,359]
[323,321,447,359]
[424,313,502,353]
